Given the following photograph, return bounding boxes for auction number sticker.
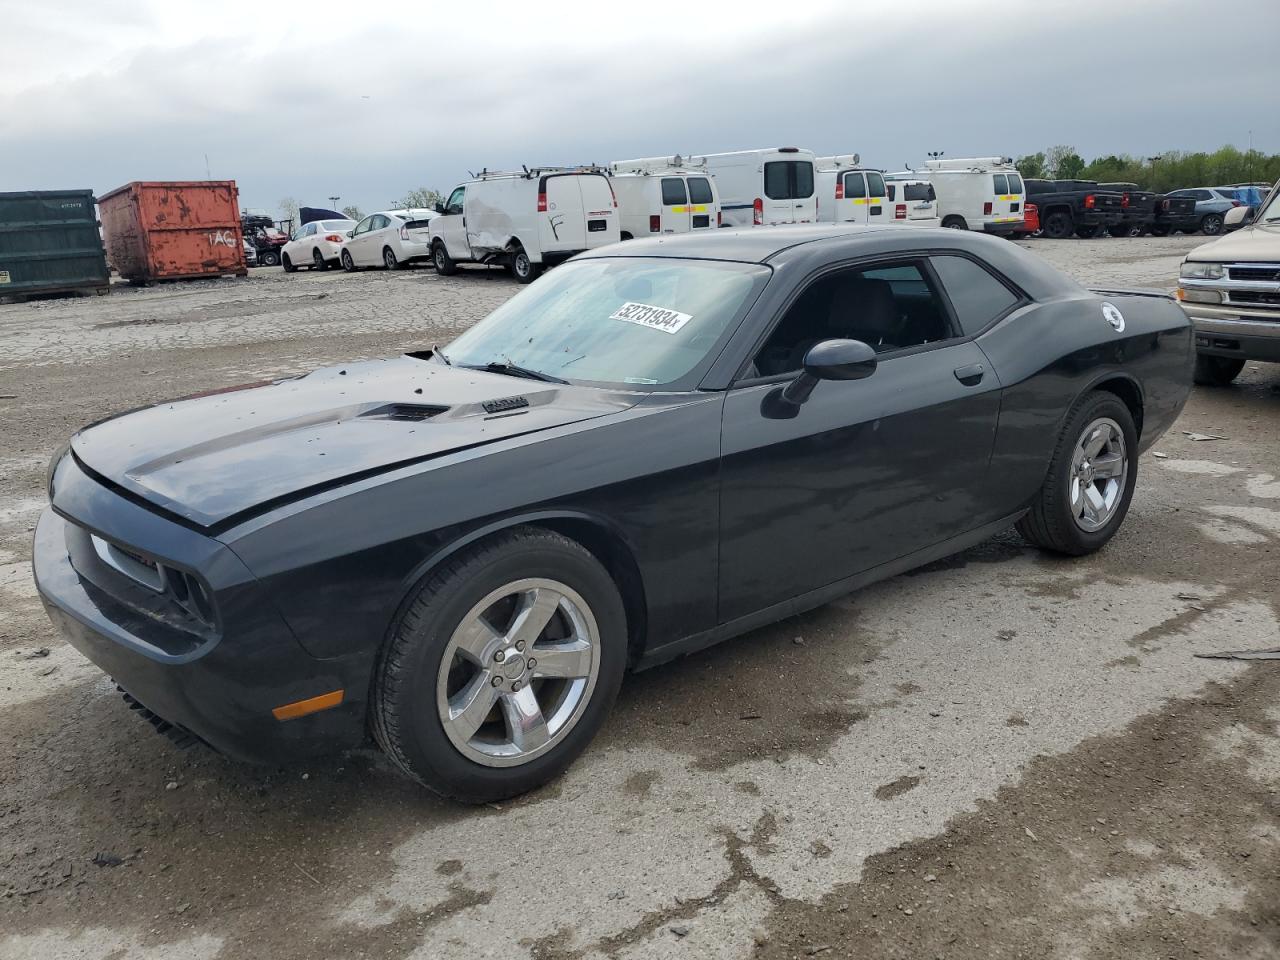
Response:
[609,301,692,334]
[0,271,10,284]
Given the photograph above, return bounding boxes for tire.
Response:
[312,248,328,271]
[1075,224,1103,239]
[619,232,634,241]
[371,527,627,803]
[341,250,357,272]
[941,216,968,230]
[1016,392,1138,556]
[510,246,541,284]
[281,253,298,273]
[1042,211,1073,240]
[1108,224,1137,238]
[383,246,400,270]
[433,242,457,276]
[260,249,281,266]
[1149,224,1171,237]
[1200,213,1224,236]
[1193,354,1245,386]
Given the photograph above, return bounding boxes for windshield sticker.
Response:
[609,302,693,335]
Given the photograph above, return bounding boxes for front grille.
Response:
[1227,290,1280,307]
[1228,264,1280,283]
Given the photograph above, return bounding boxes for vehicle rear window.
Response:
[843,172,866,199]
[661,178,687,206]
[866,172,886,199]
[687,177,714,204]
[319,220,355,231]
[765,161,815,200]
[931,255,1020,336]
[904,183,934,201]
[993,174,1009,194]
[1007,174,1023,194]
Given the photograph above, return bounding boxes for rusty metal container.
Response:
[98,181,247,283]
[0,189,110,301]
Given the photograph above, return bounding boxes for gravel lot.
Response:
[2,234,1278,960]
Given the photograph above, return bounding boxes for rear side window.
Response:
[866,172,886,198]
[764,161,815,200]
[904,183,934,201]
[993,174,1009,194]
[843,172,866,198]
[687,177,714,204]
[1007,174,1023,193]
[886,184,896,200]
[931,255,1021,336]
[661,178,687,206]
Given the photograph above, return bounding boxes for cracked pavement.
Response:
[1,236,1277,959]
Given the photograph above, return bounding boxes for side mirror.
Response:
[1224,206,1249,228]
[762,339,877,419]
[346,230,355,239]
[435,202,447,214]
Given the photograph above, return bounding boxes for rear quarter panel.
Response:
[979,291,1192,510]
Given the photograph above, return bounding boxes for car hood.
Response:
[1185,221,1280,262]
[69,355,640,530]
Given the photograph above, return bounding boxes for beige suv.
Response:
[1178,179,1280,385]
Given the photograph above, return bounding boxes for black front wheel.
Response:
[281,253,298,273]
[341,250,357,272]
[1193,354,1245,386]
[433,243,457,276]
[371,527,628,803]
[1017,392,1138,556]
[260,249,281,266]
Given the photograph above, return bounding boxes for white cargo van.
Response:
[679,147,816,227]
[815,155,890,225]
[429,167,620,283]
[890,157,1024,235]
[883,179,941,227]
[608,157,721,238]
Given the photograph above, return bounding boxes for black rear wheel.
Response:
[1042,211,1073,239]
[1201,213,1224,236]
[941,216,968,230]
[260,249,281,266]
[312,248,327,270]
[1193,354,1245,386]
[1075,224,1103,239]
[383,247,400,270]
[511,246,541,284]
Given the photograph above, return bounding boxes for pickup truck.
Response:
[1177,179,1280,385]
[1023,179,1125,239]
[1099,182,1157,237]
[1149,194,1199,236]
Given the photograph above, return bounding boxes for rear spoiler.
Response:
[1088,287,1175,301]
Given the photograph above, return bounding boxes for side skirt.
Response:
[633,510,1027,671]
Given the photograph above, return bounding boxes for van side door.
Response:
[437,187,470,260]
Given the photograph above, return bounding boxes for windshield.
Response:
[445,257,769,388]
[1257,185,1280,223]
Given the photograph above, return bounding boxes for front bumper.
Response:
[33,480,368,763]
[1181,300,1280,362]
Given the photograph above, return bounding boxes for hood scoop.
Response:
[482,395,530,415]
[360,403,448,422]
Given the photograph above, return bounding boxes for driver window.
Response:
[446,188,465,215]
[749,261,956,379]
[354,217,371,235]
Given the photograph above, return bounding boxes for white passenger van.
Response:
[608,157,722,238]
[428,167,620,283]
[883,178,941,227]
[681,147,816,227]
[815,155,891,225]
[890,157,1024,235]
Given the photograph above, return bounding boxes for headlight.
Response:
[46,441,70,499]
[1180,262,1224,280]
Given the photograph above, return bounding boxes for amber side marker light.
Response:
[272,690,344,721]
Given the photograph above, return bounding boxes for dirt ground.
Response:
[1,235,1277,960]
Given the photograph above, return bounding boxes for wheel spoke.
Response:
[1082,427,1109,459]
[1093,452,1124,480]
[447,672,499,741]
[1084,484,1106,523]
[452,617,502,664]
[1070,477,1084,515]
[501,686,550,752]
[507,587,561,648]
[531,640,593,680]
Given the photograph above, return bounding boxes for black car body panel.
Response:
[35,226,1193,764]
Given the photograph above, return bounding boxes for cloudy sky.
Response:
[1,0,1275,216]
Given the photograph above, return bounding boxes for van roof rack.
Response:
[609,155,709,175]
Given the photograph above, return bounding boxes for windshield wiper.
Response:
[461,360,567,384]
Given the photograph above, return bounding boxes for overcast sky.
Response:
[1,0,1275,216]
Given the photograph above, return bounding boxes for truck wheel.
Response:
[1200,214,1224,236]
[511,247,541,284]
[371,527,627,803]
[1042,211,1073,239]
[1017,392,1137,556]
[281,253,298,273]
[1075,224,1103,239]
[260,250,281,266]
[1149,224,1171,237]
[433,243,457,276]
[1193,355,1245,386]
[941,216,968,230]
[619,232,634,241]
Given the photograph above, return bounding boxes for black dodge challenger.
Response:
[35,226,1192,802]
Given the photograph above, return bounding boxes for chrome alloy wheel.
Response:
[436,578,600,768]
[1070,417,1127,532]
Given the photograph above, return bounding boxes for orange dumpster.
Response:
[98,181,247,284]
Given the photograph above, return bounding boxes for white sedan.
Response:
[340,209,437,271]
[281,219,356,272]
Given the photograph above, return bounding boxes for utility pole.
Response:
[926,151,944,162]
[1148,156,1162,189]
[328,195,341,210]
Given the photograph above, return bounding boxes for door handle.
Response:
[954,363,985,386]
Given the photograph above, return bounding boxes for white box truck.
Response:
[608,157,722,238]
[428,167,620,283]
[675,147,816,227]
[888,157,1024,235]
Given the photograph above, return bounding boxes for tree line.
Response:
[1014,144,1280,192]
